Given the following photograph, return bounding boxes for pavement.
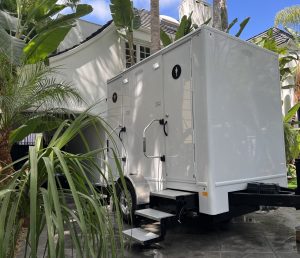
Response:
[124,207,300,258]
[16,207,300,257]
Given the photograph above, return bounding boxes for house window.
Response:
[125,43,151,68]
[140,46,150,61]
[125,43,137,68]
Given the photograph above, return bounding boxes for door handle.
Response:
[118,126,126,142]
[143,119,166,162]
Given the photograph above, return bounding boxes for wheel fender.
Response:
[119,174,150,205]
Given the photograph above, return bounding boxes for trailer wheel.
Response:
[116,180,136,224]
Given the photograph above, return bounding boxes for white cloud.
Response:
[58,0,182,25]
[132,0,149,10]
[160,0,181,9]
[132,0,181,10]
[83,0,112,22]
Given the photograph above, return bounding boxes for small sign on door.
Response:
[172,65,182,80]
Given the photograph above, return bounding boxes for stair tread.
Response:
[123,228,159,244]
[135,208,175,221]
[151,189,196,200]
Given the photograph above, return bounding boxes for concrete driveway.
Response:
[124,208,300,258]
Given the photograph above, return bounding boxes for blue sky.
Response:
[81,0,300,40]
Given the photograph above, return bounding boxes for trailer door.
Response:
[122,56,165,188]
[163,42,196,184]
[107,76,124,179]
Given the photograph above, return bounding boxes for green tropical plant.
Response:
[160,13,193,47]
[0,0,92,175]
[110,0,141,66]
[160,13,211,47]
[226,17,251,37]
[252,29,300,166]
[160,12,248,48]
[283,103,300,164]
[0,52,82,176]
[0,0,93,64]
[252,28,299,88]
[275,5,300,32]
[0,112,126,258]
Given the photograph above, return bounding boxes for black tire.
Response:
[116,180,137,224]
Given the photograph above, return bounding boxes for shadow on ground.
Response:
[124,207,300,258]
[16,207,300,257]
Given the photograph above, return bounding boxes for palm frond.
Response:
[275,5,300,30]
[0,59,83,132]
[0,113,126,257]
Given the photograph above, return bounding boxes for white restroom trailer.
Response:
[106,26,291,243]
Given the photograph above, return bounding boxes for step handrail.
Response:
[143,118,166,161]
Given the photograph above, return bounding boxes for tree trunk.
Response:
[0,131,14,177]
[127,31,135,67]
[213,0,228,31]
[151,0,161,54]
[220,0,228,31]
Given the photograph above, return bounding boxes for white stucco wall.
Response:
[57,19,101,52]
[50,24,124,116]
[50,23,154,183]
[50,22,154,116]
[179,0,212,26]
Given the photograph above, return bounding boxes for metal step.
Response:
[123,228,160,244]
[151,189,196,200]
[135,208,175,221]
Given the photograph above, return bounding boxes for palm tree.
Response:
[0,0,92,174]
[0,113,126,257]
[275,5,300,31]
[0,0,92,64]
[213,0,228,31]
[0,52,82,176]
[151,0,161,53]
[110,0,141,67]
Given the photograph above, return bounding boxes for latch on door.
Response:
[119,126,126,142]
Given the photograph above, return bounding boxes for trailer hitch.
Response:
[229,186,300,210]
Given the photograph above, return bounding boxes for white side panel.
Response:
[192,31,210,188]
[122,56,165,191]
[197,28,287,215]
[163,42,196,186]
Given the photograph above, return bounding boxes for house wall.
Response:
[50,23,153,116]
[49,23,154,184]
[49,24,124,116]
[179,0,212,26]
[57,19,101,53]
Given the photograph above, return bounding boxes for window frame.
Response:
[124,40,151,68]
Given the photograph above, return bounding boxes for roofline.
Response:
[49,21,154,61]
[50,20,114,62]
[50,8,178,59]
[77,18,102,27]
[247,26,293,42]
